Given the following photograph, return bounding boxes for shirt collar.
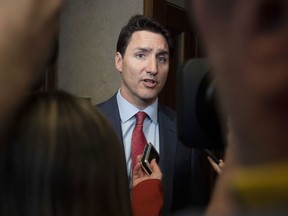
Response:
[116,90,158,123]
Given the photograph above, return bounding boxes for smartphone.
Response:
[203,148,220,165]
[141,142,160,175]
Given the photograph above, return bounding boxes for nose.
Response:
[146,57,158,75]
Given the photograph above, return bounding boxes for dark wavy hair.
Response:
[116,14,174,57]
[0,90,132,216]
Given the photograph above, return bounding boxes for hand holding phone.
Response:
[203,149,220,164]
[132,143,161,188]
[141,142,160,175]
[204,149,225,174]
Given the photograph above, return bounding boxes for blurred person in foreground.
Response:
[0,0,62,142]
[0,90,163,216]
[191,0,288,215]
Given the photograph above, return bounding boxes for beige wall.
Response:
[58,0,143,105]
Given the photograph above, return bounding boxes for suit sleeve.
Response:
[132,179,163,216]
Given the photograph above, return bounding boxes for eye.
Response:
[135,53,146,59]
[157,56,168,63]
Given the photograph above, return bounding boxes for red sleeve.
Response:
[132,179,163,216]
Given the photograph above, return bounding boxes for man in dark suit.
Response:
[97,14,211,215]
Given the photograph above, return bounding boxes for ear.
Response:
[115,52,123,72]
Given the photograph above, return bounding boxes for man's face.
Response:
[115,30,169,109]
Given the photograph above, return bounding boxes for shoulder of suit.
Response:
[158,103,177,121]
[96,94,117,109]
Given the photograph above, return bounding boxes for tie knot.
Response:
[136,111,147,125]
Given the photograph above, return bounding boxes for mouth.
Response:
[144,79,157,84]
[142,79,158,88]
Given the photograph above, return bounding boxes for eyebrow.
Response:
[135,48,169,56]
[157,50,169,56]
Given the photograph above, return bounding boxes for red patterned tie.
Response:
[131,111,147,172]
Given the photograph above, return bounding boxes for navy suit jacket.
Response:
[97,94,211,215]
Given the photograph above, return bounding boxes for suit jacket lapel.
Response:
[109,101,123,145]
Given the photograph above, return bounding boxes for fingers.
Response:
[133,155,144,176]
[136,154,142,163]
[133,161,144,178]
[149,159,162,180]
[134,154,162,180]
[207,156,223,175]
[219,159,225,170]
[150,159,160,172]
[132,156,148,188]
